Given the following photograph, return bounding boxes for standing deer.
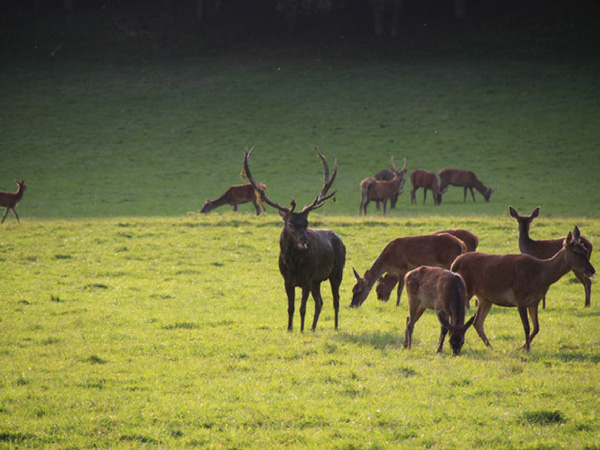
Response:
[438,168,495,202]
[350,233,466,308]
[376,229,479,303]
[201,183,266,215]
[374,157,407,210]
[243,147,346,332]
[0,180,27,224]
[451,227,595,352]
[509,206,593,308]
[410,169,443,205]
[359,173,404,216]
[403,266,475,355]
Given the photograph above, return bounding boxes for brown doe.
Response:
[350,233,466,308]
[374,157,407,210]
[376,228,479,304]
[404,266,475,355]
[359,173,405,216]
[0,180,27,224]
[201,183,266,215]
[451,227,595,352]
[243,147,346,332]
[410,169,443,205]
[509,206,593,308]
[438,168,495,202]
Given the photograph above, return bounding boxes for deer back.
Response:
[384,233,466,272]
[434,229,479,252]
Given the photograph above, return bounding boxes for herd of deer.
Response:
[1,150,594,355]
[241,148,595,356]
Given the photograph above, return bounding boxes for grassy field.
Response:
[1,214,599,449]
[1,8,600,449]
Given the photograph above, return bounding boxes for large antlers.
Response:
[243,147,338,215]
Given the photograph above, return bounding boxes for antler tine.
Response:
[301,147,338,213]
[243,147,290,214]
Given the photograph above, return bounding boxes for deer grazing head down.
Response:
[243,147,346,332]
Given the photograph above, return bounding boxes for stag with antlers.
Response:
[243,147,346,332]
[509,206,593,308]
[373,157,407,210]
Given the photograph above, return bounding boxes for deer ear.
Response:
[531,207,540,218]
[278,209,287,220]
[352,268,361,281]
[508,206,517,218]
[573,226,581,241]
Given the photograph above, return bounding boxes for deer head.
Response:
[243,147,338,250]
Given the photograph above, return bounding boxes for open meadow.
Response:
[1,4,600,449]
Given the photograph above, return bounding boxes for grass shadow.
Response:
[337,330,402,350]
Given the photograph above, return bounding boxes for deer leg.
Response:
[410,189,416,204]
[574,270,592,307]
[396,275,405,306]
[473,299,493,348]
[376,201,380,211]
[436,312,450,353]
[404,304,427,349]
[329,277,342,330]
[285,282,296,331]
[422,189,427,204]
[252,200,261,215]
[309,283,324,332]
[299,286,311,332]
[518,306,531,352]
[470,187,476,202]
[382,199,387,216]
[1,208,10,223]
[527,304,540,343]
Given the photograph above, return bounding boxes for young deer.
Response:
[404,266,475,355]
[451,227,595,352]
[350,233,466,308]
[375,228,478,303]
[509,206,593,308]
[0,180,27,224]
[438,168,495,202]
[243,147,346,332]
[201,183,266,215]
[374,156,407,210]
[359,173,404,216]
[410,169,443,205]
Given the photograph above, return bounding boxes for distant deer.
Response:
[374,157,407,210]
[404,266,475,355]
[350,233,466,308]
[201,183,266,215]
[243,147,346,332]
[438,168,495,202]
[0,180,27,224]
[410,169,442,205]
[451,227,595,352]
[359,173,405,216]
[509,206,593,308]
[376,229,479,303]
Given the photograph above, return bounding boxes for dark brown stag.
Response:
[0,180,27,224]
[350,233,466,308]
[243,147,346,332]
[201,183,266,215]
[376,229,479,303]
[438,168,495,202]
[374,157,407,210]
[410,169,442,205]
[509,206,593,308]
[404,266,475,355]
[451,227,595,352]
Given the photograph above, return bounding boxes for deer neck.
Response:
[473,180,488,194]
[516,221,534,253]
[538,247,571,288]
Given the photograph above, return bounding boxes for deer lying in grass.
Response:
[201,183,266,215]
[374,157,407,210]
[438,168,495,202]
[0,180,27,224]
[243,147,346,332]
[410,169,442,205]
[509,206,593,308]
[359,173,405,216]
[404,266,475,355]
[350,233,466,308]
[376,229,478,303]
[451,227,595,352]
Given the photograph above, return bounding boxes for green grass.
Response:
[1,214,599,449]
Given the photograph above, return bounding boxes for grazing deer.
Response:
[359,173,404,216]
[404,266,475,355]
[243,147,346,332]
[509,206,593,308]
[201,183,266,215]
[376,229,478,303]
[410,169,443,205]
[451,227,595,352]
[0,180,27,224]
[438,168,495,202]
[374,157,407,210]
[350,233,466,308]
